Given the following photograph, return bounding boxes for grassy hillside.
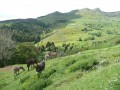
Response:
[0,44,120,90]
[0,8,120,90]
[38,11,120,55]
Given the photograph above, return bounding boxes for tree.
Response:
[0,30,15,67]
[11,43,39,64]
[45,42,56,51]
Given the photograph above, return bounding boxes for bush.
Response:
[20,75,30,83]
[19,75,52,90]
[79,37,82,41]
[11,43,39,64]
[81,62,92,71]
[65,59,76,66]
[116,40,120,45]
[83,36,95,41]
[43,68,57,78]
[107,76,120,90]
[91,32,102,37]
[67,59,99,72]
[32,79,52,90]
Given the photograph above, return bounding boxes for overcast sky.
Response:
[0,0,120,21]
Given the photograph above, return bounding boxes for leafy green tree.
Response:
[45,42,57,51]
[11,43,39,64]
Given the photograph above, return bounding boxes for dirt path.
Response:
[0,65,13,71]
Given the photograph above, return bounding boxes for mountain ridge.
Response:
[0,8,120,22]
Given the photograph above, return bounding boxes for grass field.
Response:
[0,44,120,90]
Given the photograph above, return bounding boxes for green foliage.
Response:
[83,35,95,41]
[0,19,49,42]
[18,71,53,90]
[61,43,71,52]
[45,42,57,51]
[90,31,102,37]
[116,39,120,45]
[11,43,39,64]
[107,76,120,90]
[20,75,30,83]
[43,68,57,78]
[65,59,76,67]
[67,58,99,72]
[19,78,52,90]
[79,37,82,41]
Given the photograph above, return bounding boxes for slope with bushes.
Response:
[0,44,120,90]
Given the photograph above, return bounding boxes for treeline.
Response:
[0,10,80,43]
[0,42,40,67]
[0,19,50,42]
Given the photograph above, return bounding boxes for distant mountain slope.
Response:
[0,10,80,42]
[0,8,120,43]
[38,8,120,53]
[0,19,49,42]
[76,8,104,19]
[103,11,120,17]
[37,10,80,25]
[76,8,120,18]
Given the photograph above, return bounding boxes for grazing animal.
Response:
[27,58,37,71]
[36,60,45,74]
[45,54,50,61]
[13,66,25,76]
[45,51,57,60]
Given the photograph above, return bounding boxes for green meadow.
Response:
[0,44,120,90]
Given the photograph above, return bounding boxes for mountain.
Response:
[0,10,80,42]
[102,11,120,17]
[37,10,80,24]
[0,8,120,43]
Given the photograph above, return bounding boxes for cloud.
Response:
[0,0,120,21]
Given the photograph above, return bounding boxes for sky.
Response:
[0,0,120,21]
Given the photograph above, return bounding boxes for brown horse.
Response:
[13,66,25,76]
[27,58,37,71]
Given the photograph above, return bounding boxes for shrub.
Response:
[67,59,99,72]
[79,37,82,41]
[93,60,99,65]
[19,75,52,90]
[11,43,39,64]
[20,75,30,83]
[116,40,120,45]
[81,62,92,71]
[43,68,57,78]
[65,59,76,66]
[33,79,52,90]
[107,76,120,90]
[83,36,95,41]
[91,32,102,37]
